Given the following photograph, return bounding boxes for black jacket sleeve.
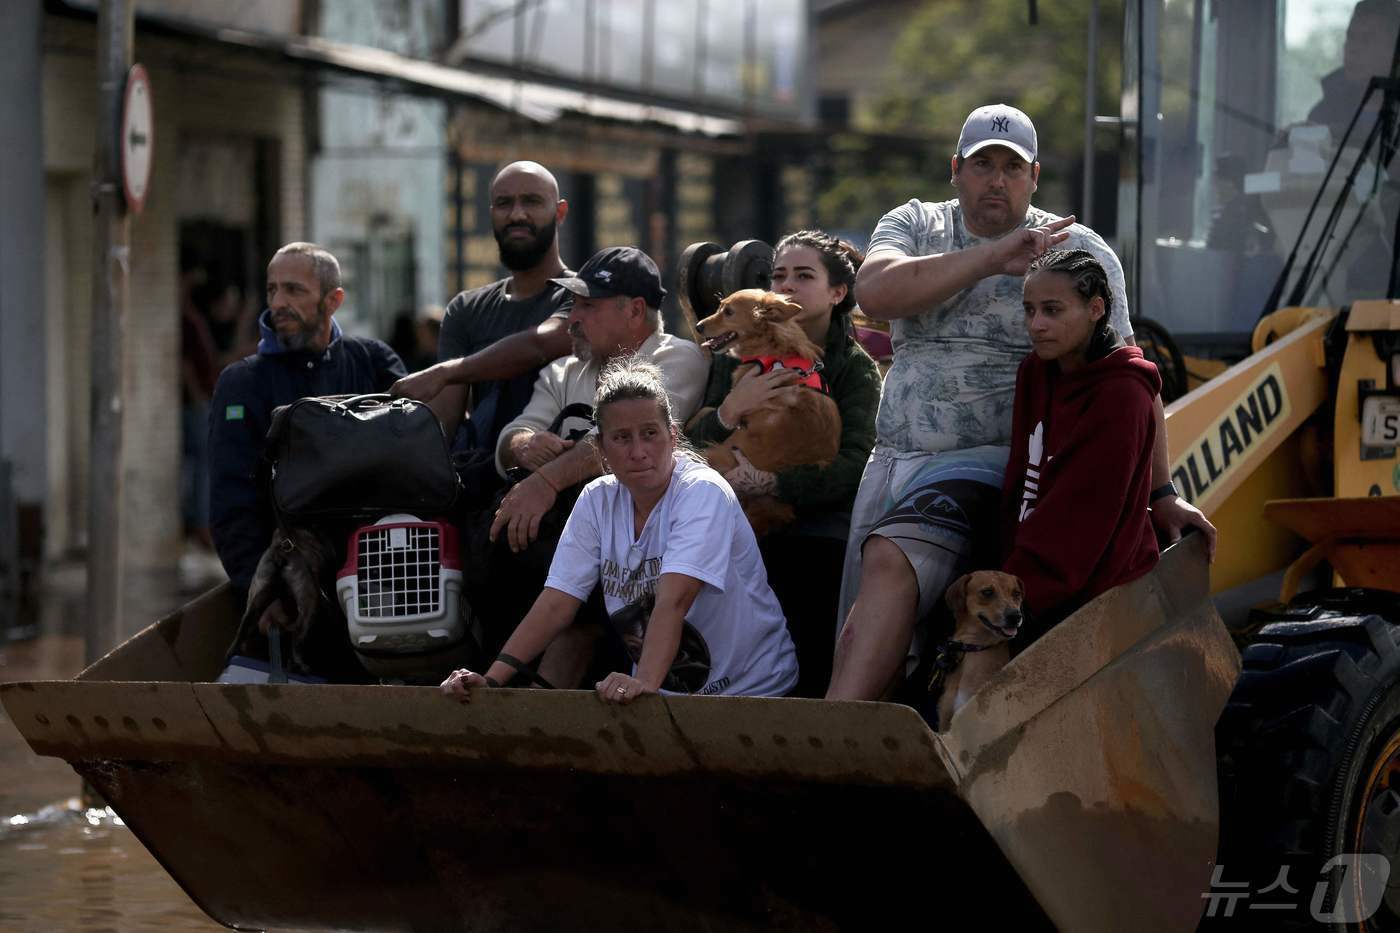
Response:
[207,363,275,593]
[371,340,408,389]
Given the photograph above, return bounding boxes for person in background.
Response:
[415,306,444,371]
[491,247,707,553]
[684,230,880,697]
[1308,0,1400,140]
[1206,154,1275,255]
[388,306,442,374]
[180,262,218,553]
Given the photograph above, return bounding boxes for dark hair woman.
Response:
[1001,249,1162,640]
[684,230,882,696]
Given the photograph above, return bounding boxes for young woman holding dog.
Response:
[441,356,798,703]
[685,230,881,696]
[1001,249,1161,639]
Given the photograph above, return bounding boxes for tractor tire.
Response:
[1216,589,1400,931]
[1129,315,1188,402]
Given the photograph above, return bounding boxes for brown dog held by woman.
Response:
[690,289,842,535]
[928,570,1025,731]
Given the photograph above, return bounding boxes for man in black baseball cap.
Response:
[553,246,667,307]
[546,247,669,363]
[492,243,706,545]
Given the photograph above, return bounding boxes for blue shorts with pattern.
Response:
[838,444,1007,626]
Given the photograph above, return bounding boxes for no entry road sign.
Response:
[121,64,153,214]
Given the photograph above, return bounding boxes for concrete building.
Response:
[330,0,818,329]
[310,3,448,340]
[4,2,310,613]
[812,0,924,131]
[0,0,819,633]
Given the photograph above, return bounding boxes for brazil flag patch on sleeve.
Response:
[225,405,245,421]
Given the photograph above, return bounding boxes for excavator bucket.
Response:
[0,536,1236,931]
[937,532,1240,931]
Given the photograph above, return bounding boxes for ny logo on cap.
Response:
[595,270,613,283]
[991,116,1011,133]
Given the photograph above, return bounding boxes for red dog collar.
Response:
[742,354,826,391]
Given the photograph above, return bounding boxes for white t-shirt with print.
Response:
[544,456,798,697]
[867,198,1133,455]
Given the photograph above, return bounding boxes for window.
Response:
[1122,0,1392,346]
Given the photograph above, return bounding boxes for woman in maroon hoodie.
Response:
[1001,249,1162,642]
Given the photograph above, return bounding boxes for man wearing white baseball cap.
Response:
[826,103,1216,702]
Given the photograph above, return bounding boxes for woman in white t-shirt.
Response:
[441,356,798,703]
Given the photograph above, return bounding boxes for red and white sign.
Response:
[120,64,153,214]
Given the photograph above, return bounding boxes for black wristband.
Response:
[1149,481,1179,503]
[495,651,528,673]
[482,675,501,688]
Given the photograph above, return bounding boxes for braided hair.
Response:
[774,230,864,316]
[1025,248,1123,363]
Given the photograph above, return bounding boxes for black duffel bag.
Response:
[265,393,459,521]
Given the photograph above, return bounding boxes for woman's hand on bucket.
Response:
[596,672,655,705]
[440,668,490,702]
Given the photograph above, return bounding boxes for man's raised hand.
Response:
[993,214,1076,277]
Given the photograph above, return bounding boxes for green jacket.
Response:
[685,314,881,514]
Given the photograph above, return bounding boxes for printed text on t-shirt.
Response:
[601,556,662,601]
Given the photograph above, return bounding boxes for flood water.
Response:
[0,798,225,931]
[0,634,229,931]
[0,560,298,931]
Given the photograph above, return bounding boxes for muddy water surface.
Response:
[0,800,226,931]
[0,627,237,932]
[0,564,304,932]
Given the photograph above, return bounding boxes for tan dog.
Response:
[929,571,1025,731]
[690,289,842,535]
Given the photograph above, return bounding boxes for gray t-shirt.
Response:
[438,277,572,449]
[867,199,1132,454]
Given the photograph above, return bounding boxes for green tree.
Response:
[817,0,1123,238]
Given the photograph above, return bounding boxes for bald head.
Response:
[492,161,560,202]
[489,161,568,273]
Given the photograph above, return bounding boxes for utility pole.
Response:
[87,0,133,663]
[1081,0,1100,228]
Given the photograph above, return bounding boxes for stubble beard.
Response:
[275,297,329,352]
[569,325,591,361]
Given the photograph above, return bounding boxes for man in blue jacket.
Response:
[208,243,405,603]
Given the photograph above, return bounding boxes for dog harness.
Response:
[926,610,1023,696]
[926,638,999,694]
[741,355,827,392]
